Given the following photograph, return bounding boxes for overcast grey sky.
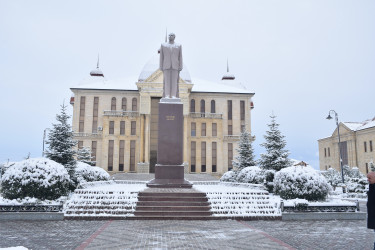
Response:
[1,0,374,169]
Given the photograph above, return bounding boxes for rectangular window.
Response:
[228,100,232,120]
[91,141,97,164]
[109,121,114,134]
[132,98,137,111]
[212,142,217,172]
[108,140,114,171]
[325,165,327,170]
[201,142,206,172]
[131,121,136,135]
[328,147,330,157]
[240,100,245,120]
[120,121,125,135]
[79,96,86,132]
[370,141,373,152]
[191,141,196,172]
[366,163,369,174]
[191,122,196,137]
[201,123,206,136]
[324,148,327,157]
[119,140,125,171]
[212,123,217,137]
[228,143,233,170]
[130,140,136,171]
[228,125,233,135]
[92,97,99,133]
[364,141,367,153]
[78,141,83,149]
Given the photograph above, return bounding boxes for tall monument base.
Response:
[147,101,192,188]
[147,164,192,188]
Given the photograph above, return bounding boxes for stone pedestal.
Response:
[147,101,192,188]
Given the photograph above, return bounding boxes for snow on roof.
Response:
[71,54,253,95]
[192,78,253,94]
[138,54,191,83]
[342,122,363,131]
[71,75,138,91]
[343,118,375,131]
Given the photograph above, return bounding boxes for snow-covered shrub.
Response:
[343,165,363,179]
[75,162,110,183]
[1,158,70,200]
[274,166,331,201]
[346,177,368,193]
[236,166,264,184]
[220,170,237,182]
[321,167,342,188]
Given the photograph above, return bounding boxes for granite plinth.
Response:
[147,102,192,188]
[157,102,183,165]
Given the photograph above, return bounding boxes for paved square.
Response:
[1,219,374,249]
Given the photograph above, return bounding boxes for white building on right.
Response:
[318,117,375,174]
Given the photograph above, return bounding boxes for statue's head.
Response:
[168,33,175,42]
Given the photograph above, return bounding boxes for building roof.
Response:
[71,54,254,95]
[343,117,375,131]
[71,75,138,91]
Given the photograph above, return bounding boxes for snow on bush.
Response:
[1,158,70,200]
[274,166,331,201]
[321,167,342,188]
[75,161,110,183]
[342,165,368,193]
[236,166,264,184]
[220,170,237,182]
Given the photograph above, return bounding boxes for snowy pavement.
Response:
[0,219,373,249]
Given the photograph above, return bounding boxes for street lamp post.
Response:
[326,110,345,184]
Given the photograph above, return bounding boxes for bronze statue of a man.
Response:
[159,33,183,98]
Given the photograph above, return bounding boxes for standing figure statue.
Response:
[159,33,183,98]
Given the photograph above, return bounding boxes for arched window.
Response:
[211,100,216,113]
[200,99,205,113]
[111,97,116,111]
[190,99,195,113]
[122,97,127,111]
[132,98,137,111]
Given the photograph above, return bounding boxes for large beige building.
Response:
[70,53,254,175]
[318,117,375,174]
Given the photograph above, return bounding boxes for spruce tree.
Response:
[77,146,95,166]
[259,114,292,171]
[45,103,77,178]
[232,130,256,172]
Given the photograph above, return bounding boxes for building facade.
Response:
[318,117,375,174]
[70,54,254,175]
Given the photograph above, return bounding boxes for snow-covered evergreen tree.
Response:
[232,130,256,172]
[77,146,95,166]
[321,167,341,188]
[259,114,292,171]
[45,104,77,178]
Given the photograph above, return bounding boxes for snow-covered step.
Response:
[194,183,282,218]
[64,184,146,219]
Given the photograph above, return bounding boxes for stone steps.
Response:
[136,201,211,207]
[136,206,211,211]
[133,191,213,219]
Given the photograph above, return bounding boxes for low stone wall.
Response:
[0,212,64,221]
[282,212,366,220]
